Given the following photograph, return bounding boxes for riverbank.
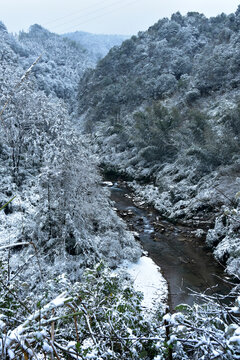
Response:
[116,256,168,314]
[108,180,234,311]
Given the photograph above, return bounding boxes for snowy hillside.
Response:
[77,7,240,278]
[0,20,140,273]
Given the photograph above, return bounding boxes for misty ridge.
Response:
[0,5,240,359]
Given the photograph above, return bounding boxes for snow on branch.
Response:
[0,242,30,251]
[0,55,42,118]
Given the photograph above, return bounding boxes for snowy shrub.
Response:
[165,295,240,359]
[206,214,228,247]
[154,74,177,97]
[132,103,181,163]
[1,255,239,359]
[0,44,140,271]
[206,202,240,277]
[0,262,167,360]
[185,88,200,103]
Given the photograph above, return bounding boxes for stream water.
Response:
[109,181,233,311]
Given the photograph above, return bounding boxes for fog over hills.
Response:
[62,30,129,60]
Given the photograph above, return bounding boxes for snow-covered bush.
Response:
[207,199,240,278]
[132,103,181,163]
[1,258,239,359]
[165,294,240,359]
[0,262,167,359]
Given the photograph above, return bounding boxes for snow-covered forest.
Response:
[78,7,240,279]
[0,5,240,359]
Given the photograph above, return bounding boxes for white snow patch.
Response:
[229,335,240,345]
[0,212,23,248]
[0,319,6,329]
[119,256,168,311]
[7,349,15,359]
[43,341,53,353]
[82,338,94,349]
[102,181,113,187]
[67,341,76,349]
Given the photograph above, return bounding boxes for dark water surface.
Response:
[110,182,233,311]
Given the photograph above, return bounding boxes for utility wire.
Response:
[50,0,142,34]
[43,0,111,26]
[48,0,138,32]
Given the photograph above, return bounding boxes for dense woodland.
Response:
[0,6,240,359]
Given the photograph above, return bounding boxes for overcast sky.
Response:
[1,0,240,35]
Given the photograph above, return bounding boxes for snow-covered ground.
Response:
[118,256,168,312]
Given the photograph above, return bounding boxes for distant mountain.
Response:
[17,25,96,110]
[62,31,129,60]
[14,26,128,109]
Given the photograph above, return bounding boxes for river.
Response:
[109,180,233,311]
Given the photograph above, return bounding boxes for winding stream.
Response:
[109,181,233,311]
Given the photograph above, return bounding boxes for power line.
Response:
[49,0,136,32]
[43,0,111,26]
[49,0,142,34]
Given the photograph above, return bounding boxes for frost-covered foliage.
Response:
[0,91,140,275]
[206,195,240,278]
[0,261,239,359]
[77,5,240,170]
[78,5,240,171]
[1,23,126,114]
[0,262,165,359]
[78,7,240,123]
[165,293,240,359]
[0,22,140,282]
[128,159,240,220]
